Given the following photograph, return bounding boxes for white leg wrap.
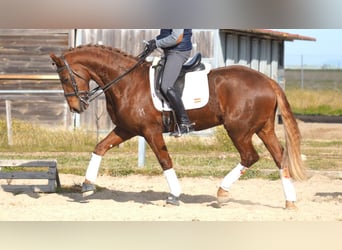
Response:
[220,163,246,191]
[85,153,102,183]
[163,168,181,197]
[280,169,297,201]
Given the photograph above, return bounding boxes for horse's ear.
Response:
[50,53,63,67]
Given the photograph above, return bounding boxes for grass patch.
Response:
[1,108,341,180]
[0,118,97,152]
[300,139,342,171]
[285,89,342,115]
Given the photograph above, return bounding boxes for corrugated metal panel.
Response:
[225,34,238,65]
[238,36,250,66]
[271,40,280,81]
[250,38,260,71]
[218,28,314,83]
[259,39,271,77]
[221,31,283,80]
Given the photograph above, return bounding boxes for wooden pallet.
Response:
[0,160,61,193]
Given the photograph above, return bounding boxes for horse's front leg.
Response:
[82,127,134,196]
[144,131,181,206]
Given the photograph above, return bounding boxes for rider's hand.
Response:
[146,39,157,52]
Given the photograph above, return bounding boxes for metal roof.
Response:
[221,29,316,42]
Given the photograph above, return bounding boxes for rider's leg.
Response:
[166,87,194,137]
[161,50,194,137]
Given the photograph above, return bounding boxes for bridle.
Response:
[56,44,152,106]
[57,55,90,107]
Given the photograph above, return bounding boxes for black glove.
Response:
[146,39,157,52]
[139,39,157,60]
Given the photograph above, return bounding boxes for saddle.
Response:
[153,53,205,103]
[149,53,211,132]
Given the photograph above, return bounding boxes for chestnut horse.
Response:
[50,45,305,209]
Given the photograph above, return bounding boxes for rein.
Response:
[58,45,152,104]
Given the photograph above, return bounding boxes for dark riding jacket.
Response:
[156,29,192,51]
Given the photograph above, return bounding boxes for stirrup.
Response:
[170,123,195,137]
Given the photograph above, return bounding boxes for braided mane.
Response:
[64,44,138,60]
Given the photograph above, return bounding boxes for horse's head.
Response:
[50,53,91,113]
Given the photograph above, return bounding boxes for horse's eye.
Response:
[61,77,69,83]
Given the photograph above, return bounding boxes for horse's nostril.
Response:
[70,107,80,114]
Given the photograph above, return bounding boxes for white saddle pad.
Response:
[149,58,211,112]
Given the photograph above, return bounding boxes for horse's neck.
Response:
[84,51,138,86]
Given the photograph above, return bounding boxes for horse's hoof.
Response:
[285,201,298,210]
[217,187,230,205]
[166,194,180,206]
[81,182,96,197]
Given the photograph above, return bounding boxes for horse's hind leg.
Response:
[256,119,298,210]
[256,118,283,168]
[217,128,260,204]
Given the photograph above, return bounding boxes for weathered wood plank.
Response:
[0,185,55,193]
[0,29,71,75]
[0,171,54,180]
[0,79,60,88]
[0,74,59,80]
[0,161,57,167]
[0,29,72,35]
[0,160,57,167]
[0,159,60,193]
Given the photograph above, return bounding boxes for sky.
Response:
[277,29,342,68]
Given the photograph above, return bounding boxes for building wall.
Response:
[0,29,74,128]
[216,30,285,85]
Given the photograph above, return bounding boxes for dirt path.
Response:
[0,122,341,221]
[0,173,341,221]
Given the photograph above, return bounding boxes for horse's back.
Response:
[209,65,276,100]
[209,65,273,88]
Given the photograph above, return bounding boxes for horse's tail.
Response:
[269,80,306,181]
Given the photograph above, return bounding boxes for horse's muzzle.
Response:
[70,100,89,114]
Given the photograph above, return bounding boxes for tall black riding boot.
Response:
[166,87,195,137]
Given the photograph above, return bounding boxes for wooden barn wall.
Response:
[76,29,215,59]
[75,29,215,133]
[0,29,73,74]
[0,29,215,132]
[0,29,74,128]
